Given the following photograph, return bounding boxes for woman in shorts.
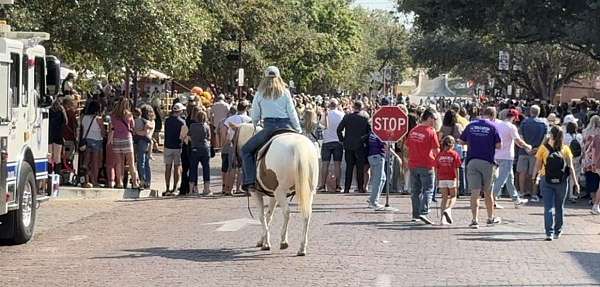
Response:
[108,98,139,189]
[81,101,106,187]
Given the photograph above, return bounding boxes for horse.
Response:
[233,123,319,256]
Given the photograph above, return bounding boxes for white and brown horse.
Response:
[234,123,319,256]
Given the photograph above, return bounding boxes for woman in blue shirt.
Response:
[241,66,302,192]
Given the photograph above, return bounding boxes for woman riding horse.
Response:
[241,66,302,193]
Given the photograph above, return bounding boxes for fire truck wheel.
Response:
[10,162,37,244]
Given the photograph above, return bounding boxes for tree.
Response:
[196,0,363,94]
[409,30,600,99]
[343,9,410,94]
[10,0,215,80]
[399,0,600,62]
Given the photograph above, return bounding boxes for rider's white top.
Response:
[251,89,301,132]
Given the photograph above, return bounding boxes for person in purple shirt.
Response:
[459,107,502,229]
[367,132,386,209]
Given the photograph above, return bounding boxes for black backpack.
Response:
[544,143,570,184]
[569,136,582,158]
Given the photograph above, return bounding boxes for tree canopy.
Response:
[5,0,410,94]
[401,0,600,99]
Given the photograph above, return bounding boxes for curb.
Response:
[54,186,161,200]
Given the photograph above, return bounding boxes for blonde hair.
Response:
[257,76,287,100]
[113,98,131,120]
[586,115,600,130]
[194,109,207,123]
[302,107,317,134]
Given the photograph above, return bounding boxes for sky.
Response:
[352,0,397,12]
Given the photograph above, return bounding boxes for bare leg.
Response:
[470,190,480,222]
[440,188,449,212]
[173,164,181,193]
[319,161,329,188]
[519,171,529,196]
[114,153,123,188]
[165,164,172,192]
[334,161,342,189]
[484,190,495,218]
[447,188,457,209]
[236,170,242,193]
[125,152,139,188]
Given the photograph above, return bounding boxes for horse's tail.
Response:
[294,140,317,218]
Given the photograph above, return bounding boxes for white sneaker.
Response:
[368,201,384,210]
[530,195,540,202]
[514,198,528,208]
[592,205,600,215]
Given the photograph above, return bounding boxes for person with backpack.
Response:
[532,126,580,241]
[562,116,583,203]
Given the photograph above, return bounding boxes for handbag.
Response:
[78,116,96,152]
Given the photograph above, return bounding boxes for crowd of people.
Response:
[47,69,600,240]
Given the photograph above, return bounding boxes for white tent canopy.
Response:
[409,71,456,103]
[143,69,170,80]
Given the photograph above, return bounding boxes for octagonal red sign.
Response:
[372,106,408,142]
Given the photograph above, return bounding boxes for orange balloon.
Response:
[191,86,203,95]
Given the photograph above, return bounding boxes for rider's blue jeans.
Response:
[241,118,295,186]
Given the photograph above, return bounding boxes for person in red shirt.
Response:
[435,136,462,225]
[407,109,440,224]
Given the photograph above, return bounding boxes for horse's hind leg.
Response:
[275,190,290,250]
[298,192,314,256]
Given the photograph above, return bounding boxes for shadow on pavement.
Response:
[456,230,544,242]
[327,221,468,231]
[566,251,600,284]
[91,247,272,262]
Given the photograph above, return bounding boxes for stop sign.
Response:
[372,106,408,142]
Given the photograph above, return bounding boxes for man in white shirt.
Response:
[317,99,345,192]
[221,101,252,195]
[493,109,532,208]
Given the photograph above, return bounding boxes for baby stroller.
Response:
[60,141,80,186]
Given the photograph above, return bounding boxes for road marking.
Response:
[204,218,260,232]
[375,274,392,287]
[67,235,88,241]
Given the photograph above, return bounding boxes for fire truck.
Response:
[0,0,60,244]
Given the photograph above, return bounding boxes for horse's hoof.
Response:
[280,242,289,250]
[297,251,306,256]
[261,246,271,251]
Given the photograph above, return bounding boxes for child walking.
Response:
[435,136,462,225]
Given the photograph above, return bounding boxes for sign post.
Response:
[372,105,409,212]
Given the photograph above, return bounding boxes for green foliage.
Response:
[10,0,215,79]
[6,0,410,94]
[408,30,600,99]
[399,0,600,61]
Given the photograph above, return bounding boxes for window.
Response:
[0,63,8,120]
[34,57,45,105]
[9,53,19,108]
[22,55,28,106]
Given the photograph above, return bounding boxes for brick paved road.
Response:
[2,154,600,286]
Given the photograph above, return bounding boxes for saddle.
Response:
[233,128,298,197]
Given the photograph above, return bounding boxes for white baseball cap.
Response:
[563,114,578,125]
[172,102,186,112]
[264,66,280,78]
